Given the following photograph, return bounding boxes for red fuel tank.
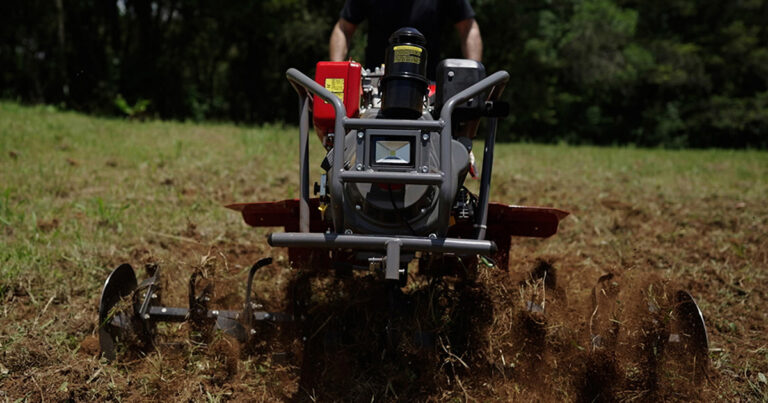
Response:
[313,61,362,147]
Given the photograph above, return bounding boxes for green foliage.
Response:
[0,0,767,147]
[559,0,639,88]
[477,0,768,147]
[114,94,150,118]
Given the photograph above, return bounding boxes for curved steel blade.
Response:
[98,264,138,361]
[670,290,709,358]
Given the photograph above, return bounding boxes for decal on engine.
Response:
[393,45,422,64]
[324,78,345,102]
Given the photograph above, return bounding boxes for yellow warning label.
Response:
[325,78,345,102]
[325,78,345,93]
[393,45,422,64]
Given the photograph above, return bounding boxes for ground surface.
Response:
[1,102,767,401]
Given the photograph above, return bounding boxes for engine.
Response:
[312,28,486,237]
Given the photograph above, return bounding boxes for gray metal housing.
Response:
[327,108,470,235]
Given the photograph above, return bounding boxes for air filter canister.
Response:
[381,27,428,119]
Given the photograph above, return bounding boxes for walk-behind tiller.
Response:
[98,28,709,380]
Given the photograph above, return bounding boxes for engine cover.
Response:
[313,61,362,146]
[325,109,470,236]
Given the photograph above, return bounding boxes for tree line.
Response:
[1,0,766,148]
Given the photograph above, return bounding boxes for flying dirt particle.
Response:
[518,310,547,347]
[66,157,79,166]
[161,178,174,186]
[36,218,60,232]
[182,221,200,239]
[528,259,557,290]
[105,160,118,167]
[579,349,620,403]
[600,198,632,211]
[8,150,19,159]
[79,335,100,357]
[208,338,240,385]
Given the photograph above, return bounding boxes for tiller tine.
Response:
[97,263,161,360]
[187,269,218,342]
[588,273,621,352]
[586,273,710,383]
[97,257,293,361]
[641,287,710,383]
[666,290,710,380]
[98,263,139,361]
[522,260,559,315]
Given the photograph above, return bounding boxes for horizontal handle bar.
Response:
[268,233,497,255]
[344,118,444,131]
[340,171,443,185]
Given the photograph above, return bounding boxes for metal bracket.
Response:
[385,239,403,281]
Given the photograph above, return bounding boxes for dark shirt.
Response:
[340,0,475,79]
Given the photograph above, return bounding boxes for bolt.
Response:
[357,131,364,139]
[355,204,362,211]
[421,133,430,141]
[345,229,353,235]
[143,313,150,320]
[420,208,427,214]
[429,233,437,239]
[356,163,363,171]
[212,310,219,316]
[161,308,167,313]
[264,313,271,320]
[151,293,158,299]
[421,166,429,173]
[448,71,455,78]
[250,329,257,335]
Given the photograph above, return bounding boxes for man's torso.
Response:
[342,0,473,79]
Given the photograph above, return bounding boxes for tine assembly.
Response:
[97,258,293,360]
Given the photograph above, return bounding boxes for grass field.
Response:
[1,102,767,401]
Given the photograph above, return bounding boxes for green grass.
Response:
[1,103,304,298]
[1,102,767,400]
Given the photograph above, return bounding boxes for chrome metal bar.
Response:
[146,307,291,322]
[475,117,498,240]
[268,232,497,255]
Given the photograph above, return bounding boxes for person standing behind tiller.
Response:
[329,0,483,80]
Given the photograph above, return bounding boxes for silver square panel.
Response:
[374,140,411,164]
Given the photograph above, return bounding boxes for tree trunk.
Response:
[54,0,68,97]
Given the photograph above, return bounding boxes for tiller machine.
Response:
[98,28,709,377]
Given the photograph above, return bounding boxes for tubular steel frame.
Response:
[285,68,509,240]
